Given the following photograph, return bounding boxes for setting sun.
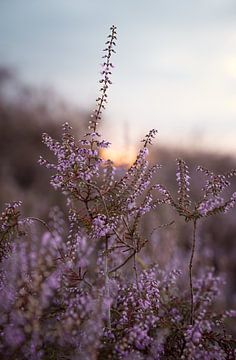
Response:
[224,56,236,79]
[100,146,137,167]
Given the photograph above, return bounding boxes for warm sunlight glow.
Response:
[101,146,137,167]
[224,57,236,79]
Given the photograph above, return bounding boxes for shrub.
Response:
[0,26,235,360]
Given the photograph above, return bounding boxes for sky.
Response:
[1,0,236,160]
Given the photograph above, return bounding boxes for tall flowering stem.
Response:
[91,26,116,329]
[89,25,116,329]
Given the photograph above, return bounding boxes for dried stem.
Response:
[189,218,197,325]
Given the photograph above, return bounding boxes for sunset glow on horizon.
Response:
[100,146,138,167]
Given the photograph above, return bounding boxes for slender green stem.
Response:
[189,219,197,325]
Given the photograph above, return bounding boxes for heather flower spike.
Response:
[88,25,117,134]
[141,128,158,147]
[176,158,191,208]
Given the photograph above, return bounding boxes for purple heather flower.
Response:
[198,196,224,216]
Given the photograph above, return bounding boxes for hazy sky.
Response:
[1,0,236,156]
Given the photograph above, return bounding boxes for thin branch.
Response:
[26,217,53,234]
[189,219,197,325]
[149,220,175,238]
[83,180,109,217]
[109,251,135,275]
[122,216,132,233]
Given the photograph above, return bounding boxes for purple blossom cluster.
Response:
[101,267,235,359]
[0,26,236,360]
[156,160,236,222]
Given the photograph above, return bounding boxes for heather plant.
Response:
[0,26,235,360]
[156,160,236,325]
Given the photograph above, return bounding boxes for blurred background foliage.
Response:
[0,67,88,216]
